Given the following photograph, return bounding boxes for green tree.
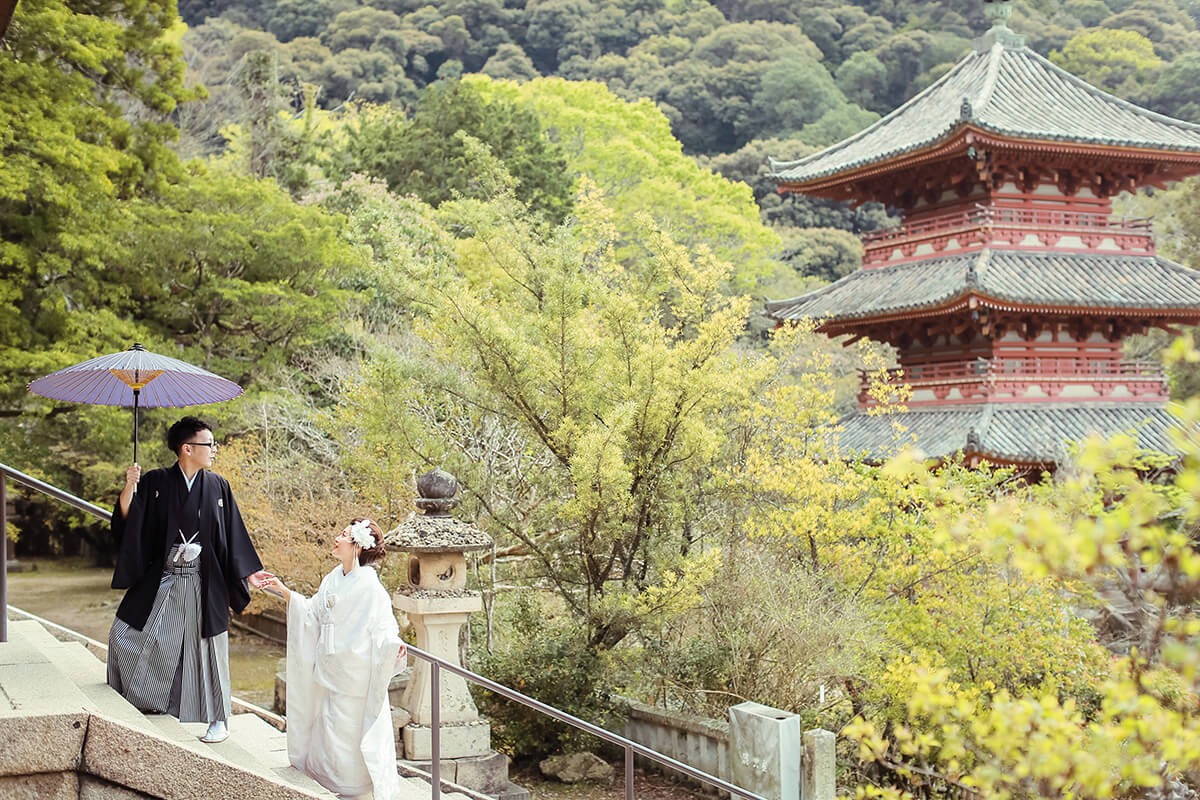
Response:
[335,159,745,652]
[109,169,362,384]
[329,79,574,222]
[1063,0,1113,26]
[776,226,863,281]
[1,0,196,406]
[481,42,540,80]
[321,48,413,103]
[798,103,879,148]
[840,15,894,56]
[835,51,889,112]
[1050,28,1163,95]
[748,52,848,138]
[1101,0,1200,60]
[268,0,343,42]
[471,75,780,283]
[872,29,937,108]
[322,7,403,52]
[523,0,596,74]
[1151,50,1200,120]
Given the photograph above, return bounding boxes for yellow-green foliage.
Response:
[1050,28,1163,93]
[331,145,771,653]
[843,347,1200,798]
[468,75,781,286]
[724,339,1107,737]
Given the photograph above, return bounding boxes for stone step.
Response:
[0,620,92,716]
[2,618,334,800]
[9,616,444,800]
[46,639,339,798]
[225,712,340,797]
[0,621,94,789]
[49,641,151,730]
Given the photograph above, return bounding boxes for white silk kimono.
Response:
[286,564,405,800]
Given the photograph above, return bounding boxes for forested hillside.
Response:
[176,0,1200,153]
[169,0,1200,297]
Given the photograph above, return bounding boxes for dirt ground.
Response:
[509,761,716,799]
[5,558,283,707]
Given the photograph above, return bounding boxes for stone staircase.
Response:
[0,616,471,799]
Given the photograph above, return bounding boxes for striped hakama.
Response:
[107,544,231,723]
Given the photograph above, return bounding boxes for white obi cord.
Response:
[174,529,202,563]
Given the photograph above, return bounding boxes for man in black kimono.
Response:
[107,416,265,743]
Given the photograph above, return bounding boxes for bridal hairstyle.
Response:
[352,518,386,566]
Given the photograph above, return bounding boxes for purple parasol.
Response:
[28,343,243,463]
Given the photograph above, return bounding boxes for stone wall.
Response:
[617,698,731,794]
[616,698,836,800]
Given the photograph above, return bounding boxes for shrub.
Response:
[473,592,614,759]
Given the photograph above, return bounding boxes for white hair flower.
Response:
[349,519,376,550]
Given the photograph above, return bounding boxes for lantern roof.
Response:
[384,469,493,554]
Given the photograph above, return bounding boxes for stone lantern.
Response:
[386,469,527,800]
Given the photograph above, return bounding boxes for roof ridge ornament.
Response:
[975,0,1025,51]
[982,0,1012,25]
[960,96,974,122]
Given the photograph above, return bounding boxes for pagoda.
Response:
[765,0,1200,469]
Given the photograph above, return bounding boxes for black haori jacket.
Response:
[111,465,263,638]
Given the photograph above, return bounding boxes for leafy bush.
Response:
[472,592,614,759]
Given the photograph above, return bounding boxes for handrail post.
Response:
[431,660,441,800]
[625,744,635,800]
[1,473,6,643]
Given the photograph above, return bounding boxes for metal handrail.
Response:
[407,642,769,800]
[1,462,112,641]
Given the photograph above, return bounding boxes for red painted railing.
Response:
[858,358,1167,406]
[861,205,1154,265]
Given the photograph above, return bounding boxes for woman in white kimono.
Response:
[262,519,407,800]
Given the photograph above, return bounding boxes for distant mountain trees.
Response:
[170,0,1200,291]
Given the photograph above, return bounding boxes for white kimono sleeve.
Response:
[285,589,322,771]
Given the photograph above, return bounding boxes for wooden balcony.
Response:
[861,206,1154,266]
[858,358,1168,407]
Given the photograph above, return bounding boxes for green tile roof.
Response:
[770,39,1200,185]
[764,250,1200,323]
[836,403,1182,464]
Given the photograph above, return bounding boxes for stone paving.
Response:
[0,615,469,799]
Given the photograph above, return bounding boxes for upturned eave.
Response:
[802,292,1200,337]
[776,125,1200,201]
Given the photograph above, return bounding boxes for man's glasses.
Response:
[185,441,218,450]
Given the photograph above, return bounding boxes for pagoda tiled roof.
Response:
[770,36,1200,185]
[764,250,1200,323]
[837,403,1182,465]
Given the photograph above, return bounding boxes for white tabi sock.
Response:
[200,720,228,743]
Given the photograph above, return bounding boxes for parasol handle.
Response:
[132,389,140,493]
